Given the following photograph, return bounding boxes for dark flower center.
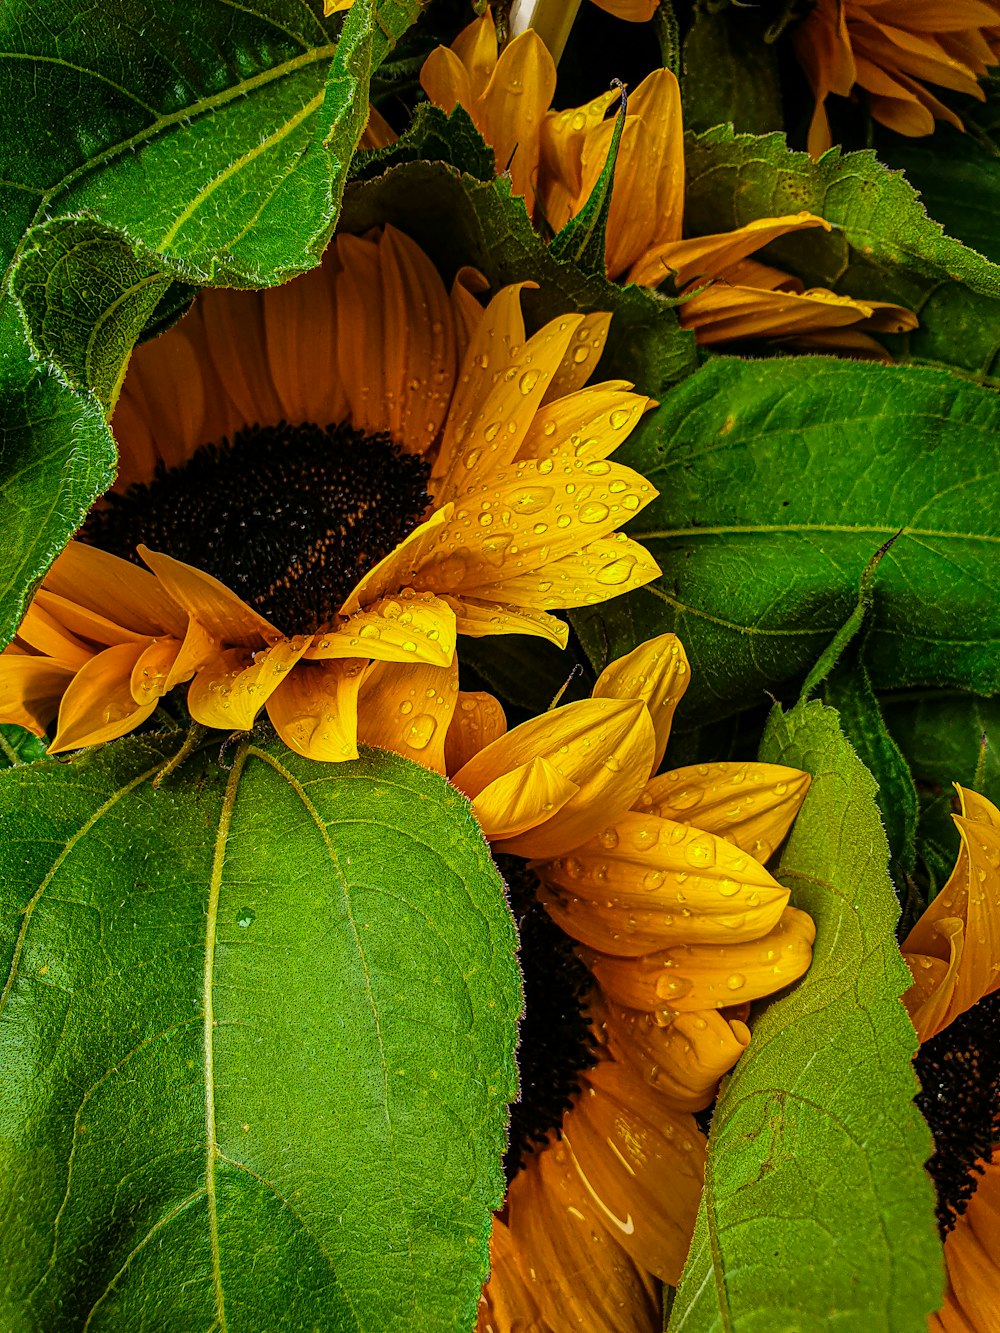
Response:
[914,988,1000,1237]
[84,421,432,635]
[497,855,597,1184]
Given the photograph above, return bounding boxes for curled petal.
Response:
[593,634,690,772]
[139,546,281,648]
[50,640,159,752]
[357,657,459,774]
[187,638,311,731]
[307,593,457,670]
[453,697,655,858]
[638,761,811,863]
[471,756,579,842]
[443,691,507,775]
[539,811,789,954]
[266,658,364,763]
[45,541,186,638]
[583,905,816,1012]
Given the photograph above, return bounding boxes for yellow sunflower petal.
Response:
[44,541,186,639]
[33,589,153,651]
[477,30,556,209]
[631,213,831,290]
[0,655,77,734]
[443,595,570,648]
[562,1060,704,1283]
[932,1146,1000,1333]
[15,599,96,667]
[902,786,1000,1040]
[129,636,186,708]
[186,638,311,731]
[517,382,651,463]
[305,593,456,669]
[683,281,917,345]
[638,761,812,863]
[262,257,347,425]
[357,657,459,774]
[583,904,816,1012]
[464,534,660,613]
[471,755,579,841]
[599,996,751,1112]
[593,634,690,772]
[450,9,498,100]
[453,696,655,858]
[590,0,659,18]
[200,286,284,427]
[138,546,282,648]
[478,1216,547,1333]
[443,690,507,775]
[505,1137,661,1333]
[539,811,790,953]
[265,658,364,763]
[49,640,159,752]
[450,267,488,358]
[540,311,613,403]
[117,324,207,473]
[540,88,619,206]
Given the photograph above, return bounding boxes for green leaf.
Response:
[548,84,627,278]
[0,733,519,1331]
[681,7,783,136]
[351,102,497,183]
[11,218,174,409]
[669,700,942,1333]
[341,160,697,396]
[573,355,1000,723]
[0,723,46,768]
[683,126,1000,383]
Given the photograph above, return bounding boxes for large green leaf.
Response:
[680,6,782,136]
[0,0,421,648]
[0,733,519,1331]
[573,355,1000,723]
[669,700,941,1332]
[683,125,1000,383]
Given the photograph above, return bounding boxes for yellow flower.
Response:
[0,227,660,763]
[421,10,917,353]
[449,635,815,1330]
[901,787,1000,1332]
[791,0,1000,158]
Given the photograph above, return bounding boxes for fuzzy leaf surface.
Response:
[669,700,941,1333]
[0,734,519,1332]
[574,356,1000,722]
[683,126,1000,383]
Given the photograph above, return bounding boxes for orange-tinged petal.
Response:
[593,634,690,772]
[44,541,186,638]
[477,1216,547,1333]
[454,696,655,858]
[590,0,659,18]
[118,324,207,473]
[561,1060,704,1282]
[129,637,184,708]
[15,599,96,667]
[0,654,76,734]
[263,258,346,425]
[932,1147,1000,1333]
[599,996,752,1112]
[420,43,474,113]
[305,593,456,669]
[471,755,579,841]
[584,904,816,1012]
[443,690,507,775]
[478,30,556,209]
[357,657,459,774]
[138,545,282,647]
[186,638,311,731]
[902,787,1000,1039]
[450,267,488,359]
[681,281,915,345]
[638,762,812,863]
[200,286,284,427]
[50,640,159,752]
[505,1137,661,1333]
[540,88,619,205]
[450,9,498,100]
[540,812,789,954]
[266,658,364,763]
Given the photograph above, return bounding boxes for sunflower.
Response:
[901,786,1000,1332]
[791,1,1000,158]
[420,10,917,354]
[0,226,660,762]
[445,634,816,1330]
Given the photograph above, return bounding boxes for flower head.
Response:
[0,227,659,762]
[901,787,1000,1330]
[421,11,917,352]
[450,635,815,1329]
[792,0,1000,158]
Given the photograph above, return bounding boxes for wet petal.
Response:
[540,88,619,204]
[638,761,811,863]
[50,640,159,751]
[357,657,459,774]
[471,755,579,841]
[477,30,556,210]
[443,690,507,775]
[187,638,311,731]
[306,593,456,669]
[444,595,569,648]
[453,696,655,858]
[266,658,364,763]
[540,312,613,403]
[583,904,815,1012]
[594,634,690,771]
[463,533,659,613]
[138,545,282,648]
[539,811,789,954]
[518,382,651,463]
